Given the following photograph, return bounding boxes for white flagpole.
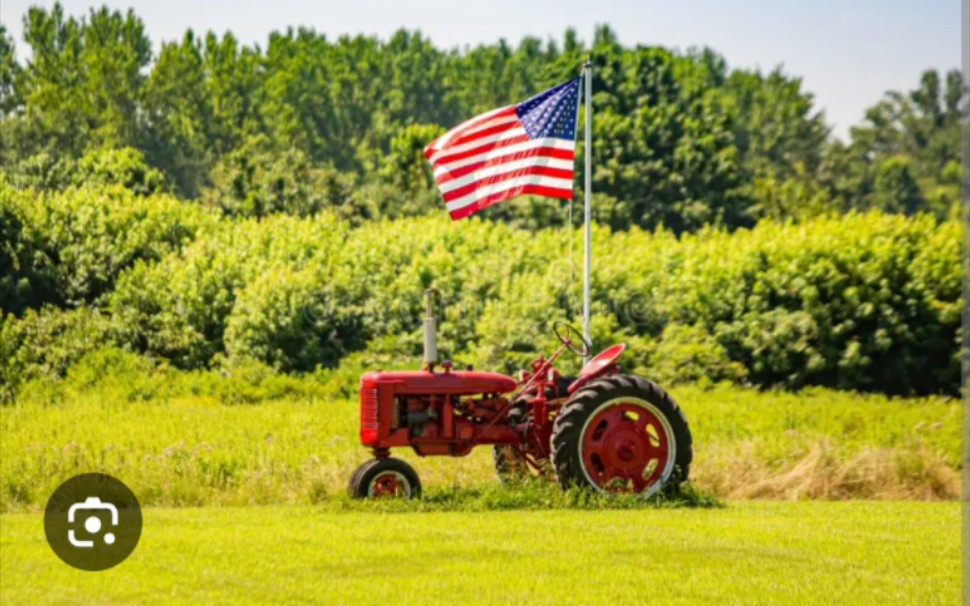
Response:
[582,56,593,356]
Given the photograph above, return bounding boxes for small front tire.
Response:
[349,458,422,499]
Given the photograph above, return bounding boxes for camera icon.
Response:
[67,496,119,548]
[46,474,141,570]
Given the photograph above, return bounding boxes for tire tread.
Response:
[550,375,693,494]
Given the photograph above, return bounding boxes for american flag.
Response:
[424,78,581,220]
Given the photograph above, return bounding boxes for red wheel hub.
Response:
[580,402,672,493]
[369,472,409,498]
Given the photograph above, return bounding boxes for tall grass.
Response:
[1,357,959,512]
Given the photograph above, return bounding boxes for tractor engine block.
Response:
[359,370,519,453]
[399,395,509,438]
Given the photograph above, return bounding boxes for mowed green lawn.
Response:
[0,501,960,605]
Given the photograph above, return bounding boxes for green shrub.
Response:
[8,202,956,396]
[0,180,215,314]
[224,267,366,372]
[9,346,330,407]
[593,212,958,393]
[110,213,556,370]
[641,323,747,386]
[74,147,169,195]
[0,306,117,401]
[203,358,331,404]
[0,151,77,191]
[110,213,351,367]
[201,135,363,220]
[685,213,958,393]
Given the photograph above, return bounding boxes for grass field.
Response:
[1,374,961,511]
[1,367,963,604]
[0,501,960,605]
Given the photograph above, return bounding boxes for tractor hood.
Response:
[361,370,516,396]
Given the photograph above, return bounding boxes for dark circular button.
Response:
[44,473,142,571]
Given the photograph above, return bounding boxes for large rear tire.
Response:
[551,375,692,496]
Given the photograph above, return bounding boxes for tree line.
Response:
[0,4,964,231]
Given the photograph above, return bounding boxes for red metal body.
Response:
[348,292,686,499]
[358,343,624,462]
[360,369,518,455]
[568,343,625,395]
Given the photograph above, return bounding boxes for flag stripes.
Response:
[425,78,581,220]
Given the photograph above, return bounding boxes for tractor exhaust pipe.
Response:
[423,288,439,371]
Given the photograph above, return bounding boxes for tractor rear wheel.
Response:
[349,457,422,499]
[551,375,692,496]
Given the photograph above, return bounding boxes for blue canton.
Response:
[515,78,581,141]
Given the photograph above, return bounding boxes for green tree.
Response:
[16,4,86,156]
[17,4,149,154]
[200,31,263,153]
[380,123,444,197]
[0,25,20,117]
[872,155,923,214]
[836,68,966,218]
[732,68,829,179]
[141,31,214,198]
[586,37,747,232]
[9,4,964,231]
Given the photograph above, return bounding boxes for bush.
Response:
[224,267,366,372]
[0,151,77,191]
[641,324,747,386]
[74,147,169,195]
[685,213,958,393]
[120,211,961,394]
[110,213,351,367]
[0,306,117,401]
[201,136,364,220]
[10,347,330,407]
[110,213,555,371]
[5,195,957,396]
[0,179,215,314]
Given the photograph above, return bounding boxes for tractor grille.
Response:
[360,386,380,444]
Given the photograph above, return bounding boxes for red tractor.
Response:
[349,290,692,498]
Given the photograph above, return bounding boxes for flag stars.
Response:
[515,77,581,141]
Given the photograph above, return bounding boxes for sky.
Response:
[0,0,961,139]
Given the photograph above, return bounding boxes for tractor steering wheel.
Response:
[553,321,591,358]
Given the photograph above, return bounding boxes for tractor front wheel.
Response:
[551,375,692,496]
[349,457,422,499]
